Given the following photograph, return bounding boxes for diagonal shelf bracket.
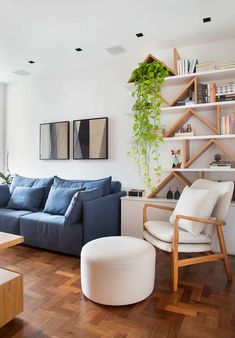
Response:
[169,77,198,107]
[185,139,235,168]
[165,108,220,137]
[147,172,191,198]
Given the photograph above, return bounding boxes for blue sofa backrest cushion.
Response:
[7,186,45,212]
[43,186,85,215]
[0,184,11,207]
[10,174,54,207]
[65,187,104,224]
[54,176,112,196]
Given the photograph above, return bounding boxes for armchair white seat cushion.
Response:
[144,221,212,253]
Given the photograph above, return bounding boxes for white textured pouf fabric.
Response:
[81,236,156,306]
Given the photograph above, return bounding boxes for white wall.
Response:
[0,84,6,172]
[5,38,235,191]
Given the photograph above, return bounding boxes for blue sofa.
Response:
[0,175,126,256]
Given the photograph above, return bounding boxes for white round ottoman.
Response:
[81,236,156,306]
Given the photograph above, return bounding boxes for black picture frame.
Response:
[73,117,108,159]
[40,121,70,160]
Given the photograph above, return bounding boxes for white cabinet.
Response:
[121,196,235,255]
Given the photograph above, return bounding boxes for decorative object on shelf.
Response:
[186,124,192,132]
[73,117,108,159]
[128,59,169,190]
[166,187,173,199]
[171,149,182,168]
[210,153,232,168]
[128,189,145,197]
[40,121,69,160]
[174,123,194,137]
[185,89,195,106]
[174,187,181,200]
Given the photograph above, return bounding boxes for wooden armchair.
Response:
[143,179,233,292]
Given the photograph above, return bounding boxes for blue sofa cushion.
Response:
[10,174,54,207]
[0,208,32,234]
[54,176,112,196]
[111,181,122,194]
[65,187,103,224]
[7,186,45,211]
[20,212,83,256]
[0,184,11,207]
[53,176,84,189]
[43,186,84,215]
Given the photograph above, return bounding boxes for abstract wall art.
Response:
[73,117,108,159]
[40,121,69,160]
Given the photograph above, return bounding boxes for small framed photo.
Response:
[73,117,108,159]
[40,121,70,160]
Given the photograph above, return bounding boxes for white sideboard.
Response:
[121,196,235,255]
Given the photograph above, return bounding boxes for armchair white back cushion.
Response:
[191,179,234,237]
[169,186,219,236]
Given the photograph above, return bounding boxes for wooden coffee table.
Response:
[0,232,24,328]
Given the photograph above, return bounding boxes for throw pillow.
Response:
[169,186,219,236]
[0,184,11,207]
[43,186,85,215]
[10,174,54,207]
[65,187,103,224]
[7,186,45,211]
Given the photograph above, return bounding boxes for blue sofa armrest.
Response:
[0,184,11,207]
[83,191,126,243]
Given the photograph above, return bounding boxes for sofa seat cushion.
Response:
[20,212,83,256]
[144,221,211,244]
[0,208,32,234]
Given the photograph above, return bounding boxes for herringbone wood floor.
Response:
[0,245,234,338]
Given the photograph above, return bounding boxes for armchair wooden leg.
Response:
[172,250,178,292]
[217,225,233,281]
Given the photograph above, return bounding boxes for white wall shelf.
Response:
[164,134,235,141]
[163,168,235,172]
[163,68,235,86]
[161,100,235,113]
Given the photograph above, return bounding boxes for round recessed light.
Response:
[28,60,35,64]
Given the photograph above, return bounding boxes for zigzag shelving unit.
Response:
[127,48,235,199]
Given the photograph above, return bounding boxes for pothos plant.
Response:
[128,60,169,190]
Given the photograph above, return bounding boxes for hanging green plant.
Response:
[128,60,169,190]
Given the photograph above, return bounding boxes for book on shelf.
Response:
[216,62,235,70]
[197,81,235,104]
[221,116,231,134]
[177,58,197,75]
[174,132,194,137]
[196,61,215,72]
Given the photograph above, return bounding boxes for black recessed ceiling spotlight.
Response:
[136,32,144,38]
[75,48,83,52]
[203,17,211,23]
[28,60,35,64]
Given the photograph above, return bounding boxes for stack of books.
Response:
[197,82,217,103]
[216,82,235,102]
[210,161,232,169]
[196,61,215,72]
[216,62,235,70]
[177,58,198,75]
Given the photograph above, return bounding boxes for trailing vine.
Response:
[128,61,168,190]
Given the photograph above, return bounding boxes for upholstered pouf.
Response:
[81,236,156,306]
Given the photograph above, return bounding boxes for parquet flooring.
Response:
[0,245,234,338]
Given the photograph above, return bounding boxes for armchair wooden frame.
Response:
[143,203,233,292]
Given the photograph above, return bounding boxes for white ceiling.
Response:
[0,0,235,83]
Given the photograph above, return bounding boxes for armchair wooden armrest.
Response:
[174,214,225,227]
[143,203,175,223]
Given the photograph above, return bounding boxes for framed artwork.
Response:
[73,117,108,159]
[40,121,69,160]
